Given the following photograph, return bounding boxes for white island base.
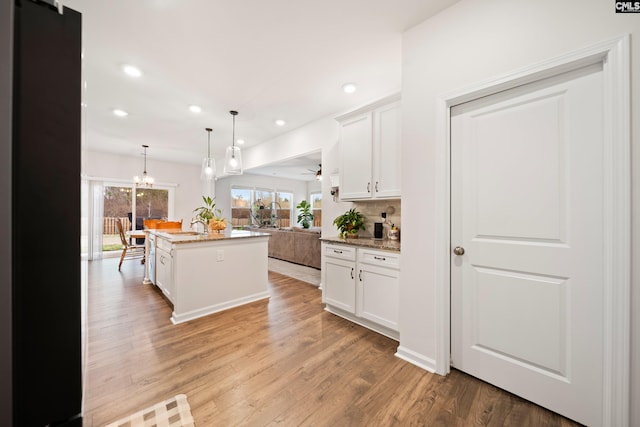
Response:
[148,230,270,324]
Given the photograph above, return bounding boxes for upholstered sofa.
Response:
[259,227,321,269]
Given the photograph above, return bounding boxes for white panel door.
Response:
[451,64,604,426]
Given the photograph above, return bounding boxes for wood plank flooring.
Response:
[83,258,581,426]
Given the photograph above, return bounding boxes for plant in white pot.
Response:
[333,208,365,238]
[296,200,314,229]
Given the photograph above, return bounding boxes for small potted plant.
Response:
[333,208,365,238]
[193,196,227,233]
[296,200,314,229]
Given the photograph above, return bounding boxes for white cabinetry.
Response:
[146,233,156,285]
[357,249,400,331]
[322,242,400,339]
[336,94,401,201]
[155,238,174,303]
[323,244,357,313]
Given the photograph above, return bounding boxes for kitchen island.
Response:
[144,229,271,324]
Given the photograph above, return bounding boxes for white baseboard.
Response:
[395,346,437,374]
[171,291,270,324]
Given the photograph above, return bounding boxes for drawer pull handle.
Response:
[333,249,343,254]
[367,182,371,193]
[374,256,386,261]
[375,181,379,192]
[350,267,354,279]
[359,270,362,281]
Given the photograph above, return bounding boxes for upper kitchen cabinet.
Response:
[336,94,401,200]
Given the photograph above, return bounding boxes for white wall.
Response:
[400,0,639,424]
[83,150,205,228]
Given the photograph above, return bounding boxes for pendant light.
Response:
[224,110,243,175]
[133,144,154,187]
[200,127,216,181]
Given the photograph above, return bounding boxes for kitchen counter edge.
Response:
[150,229,271,244]
[320,236,400,252]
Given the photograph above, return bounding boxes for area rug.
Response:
[105,394,195,427]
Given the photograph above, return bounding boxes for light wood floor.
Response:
[83,258,581,426]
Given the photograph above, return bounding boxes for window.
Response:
[231,187,252,228]
[310,191,322,227]
[230,187,294,228]
[102,184,169,252]
[276,191,293,227]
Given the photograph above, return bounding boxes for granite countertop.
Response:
[320,236,400,252]
[151,229,271,244]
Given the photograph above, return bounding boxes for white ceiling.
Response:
[66,0,459,180]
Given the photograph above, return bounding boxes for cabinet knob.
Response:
[453,246,465,256]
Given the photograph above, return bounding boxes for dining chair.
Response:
[116,218,145,271]
[155,220,183,230]
[144,219,164,229]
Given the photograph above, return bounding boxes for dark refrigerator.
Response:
[12,1,83,426]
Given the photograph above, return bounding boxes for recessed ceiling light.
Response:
[275,119,286,126]
[189,105,202,113]
[342,83,357,94]
[236,139,245,145]
[113,109,128,117]
[122,64,142,78]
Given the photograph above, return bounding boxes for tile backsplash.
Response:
[352,199,401,239]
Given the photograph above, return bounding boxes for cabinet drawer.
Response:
[324,244,356,261]
[359,249,400,268]
[157,237,172,252]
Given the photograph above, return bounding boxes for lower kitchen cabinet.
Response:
[323,244,357,313]
[155,240,174,303]
[322,243,400,340]
[357,249,400,331]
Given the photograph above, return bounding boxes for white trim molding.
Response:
[435,35,631,427]
[395,346,437,373]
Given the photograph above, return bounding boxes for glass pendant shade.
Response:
[223,110,243,175]
[200,127,216,181]
[201,157,216,180]
[224,146,242,175]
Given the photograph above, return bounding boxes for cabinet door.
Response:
[147,234,156,284]
[156,248,174,303]
[323,257,356,313]
[357,263,400,331]
[373,101,401,198]
[339,112,373,200]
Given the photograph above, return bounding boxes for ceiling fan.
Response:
[303,164,322,181]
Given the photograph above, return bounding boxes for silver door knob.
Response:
[453,246,465,256]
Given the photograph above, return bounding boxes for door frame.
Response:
[434,35,630,426]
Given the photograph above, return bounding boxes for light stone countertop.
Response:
[150,229,271,244]
[320,236,400,252]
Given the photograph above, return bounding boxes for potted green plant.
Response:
[333,208,365,238]
[193,196,226,232]
[296,200,314,229]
